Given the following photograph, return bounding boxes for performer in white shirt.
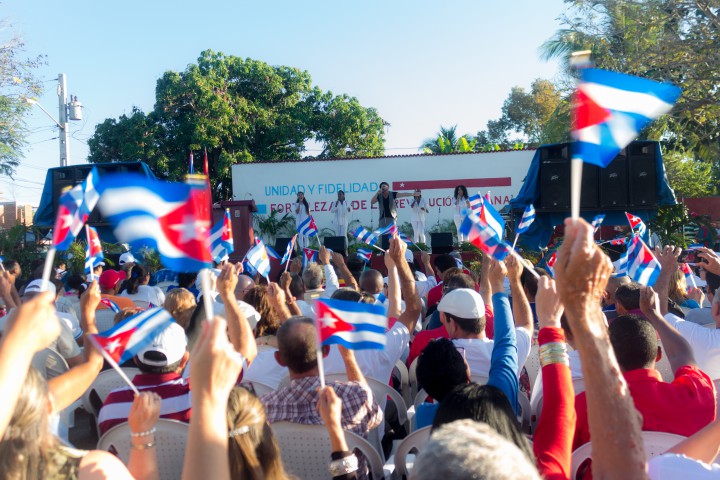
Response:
[453,185,470,242]
[410,188,428,244]
[332,190,351,237]
[294,191,310,249]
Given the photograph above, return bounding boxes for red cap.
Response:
[99,269,127,290]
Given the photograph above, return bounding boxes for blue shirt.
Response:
[487,292,520,415]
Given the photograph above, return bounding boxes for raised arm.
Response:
[182,317,244,480]
[639,286,697,372]
[0,292,60,439]
[319,246,340,297]
[279,272,303,316]
[339,345,366,384]
[556,218,646,480]
[533,277,575,480]
[486,259,519,415]
[653,245,681,315]
[388,237,422,332]
[395,192,414,199]
[370,190,380,205]
[0,272,17,310]
[266,283,294,322]
[478,255,493,314]
[317,386,360,480]
[506,255,533,337]
[697,247,720,276]
[331,252,359,291]
[216,264,257,366]
[127,392,161,480]
[665,417,720,465]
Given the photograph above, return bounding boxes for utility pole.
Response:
[57,74,70,167]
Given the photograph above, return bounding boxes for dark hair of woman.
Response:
[453,185,469,200]
[126,264,148,295]
[297,192,310,214]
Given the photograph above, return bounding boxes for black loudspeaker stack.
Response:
[323,236,348,256]
[430,232,454,254]
[51,162,148,225]
[538,141,658,212]
[275,237,293,257]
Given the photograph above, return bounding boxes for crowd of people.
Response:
[2,217,720,479]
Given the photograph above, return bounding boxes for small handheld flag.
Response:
[352,226,377,246]
[52,166,101,251]
[398,232,414,245]
[356,248,372,263]
[545,251,557,278]
[680,262,697,288]
[479,197,505,239]
[591,214,605,232]
[302,248,319,270]
[246,238,271,279]
[626,236,661,286]
[373,222,398,237]
[512,204,535,251]
[315,298,388,350]
[281,234,297,273]
[297,216,319,237]
[209,210,234,262]
[100,298,121,313]
[625,212,647,237]
[85,226,104,280]
[468,193,483,214]
[265,245,282,260]
[458,212,511,261]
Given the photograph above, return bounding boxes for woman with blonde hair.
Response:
[668,269,702,310]
[244,286,280,338]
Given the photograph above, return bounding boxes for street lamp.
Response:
[25,73,83,167]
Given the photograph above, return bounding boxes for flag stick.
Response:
[316,345,326,389]
[0,261,5,272]
[689,274,697,289]
[41,247,56,292]
[201,268,214,322]
[369,244,386,253]
[511,233,520,251]
[511,251,540,279]
[87,335,140,395]
[570,158,583,220]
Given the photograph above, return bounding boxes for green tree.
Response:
[662,152,716,198]
[421,125,476,154]
[88,50,385,199]
[541,0,720,175]
[0,27,44,176]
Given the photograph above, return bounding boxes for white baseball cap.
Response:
[438,288,485,318]
[119,252,136,265]
[24,279,56,296]
[136,322,187,367]
[405,250,414,263]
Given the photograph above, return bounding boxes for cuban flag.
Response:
[302,248,318,269]
[96,174,213,272]
[626,236,661,287]
[608,237,629,246]
[352,226,378,246]
[246,238,271,279]
[680,263,693,279]
[280,234,297,265]
[571,68,681,168]
[265,245,282,260]
[458,212,511,261]
[52,167,101,251]
[398,232,414,245]
[625,212,647,237]
[100,298,121,313]
[297,216,319,237]
[613,249,629,276]
[591,214,605,232]
[209,211,234,262]
[356,248,372,263]
[479,197,505,239]
[374,222,398,237]
[544,251,557,278]
[85,226,104,279]
[516,204,536,235]
[88,307,174,364]
[315,298,388,350]
[468,193,483,214]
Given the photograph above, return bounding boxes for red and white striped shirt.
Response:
[98,372,191,435]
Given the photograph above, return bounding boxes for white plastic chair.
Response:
[655,342,675,382]
[388,426,432,479]
[393,359,411,407]
[271,421,385,480]
[97,419,189,480]
[81,368,141,418]
[240,380,275,397]
[154,281,176,292]
[133,300,151,309]
[570,431,686,479]
[523,344,541,390]
[31,348,69,380]
[95,309,117,332]
[408,358,419,399]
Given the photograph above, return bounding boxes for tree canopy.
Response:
[0,26,43,176]
[88,50,386,199]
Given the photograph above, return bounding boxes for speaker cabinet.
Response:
[431,232,453,254]
[628,142,658,207]
[599,151,629,208]
[538,144,598,210]
[323,236,348,256]
[274,237,293,257]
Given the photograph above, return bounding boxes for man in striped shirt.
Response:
[98,322,190,434]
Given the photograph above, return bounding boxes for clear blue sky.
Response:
[2,0,567,206]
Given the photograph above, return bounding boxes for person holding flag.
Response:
[453,185,471,242]
[85,225,105,282]
[512,204,536,250]
[294,191,311,249]
[410,188,428,244]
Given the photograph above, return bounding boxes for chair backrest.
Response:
[95,309,117,333]
[271,421,385,480]
[240,380,275,397]
[570,431,686,479]
[133,300,151,309]
[324,374,408,429]
[155,281,176,292]
[523,344,541,389]
[393,426,432,478]
[394,359,411,407]
[81,368,142,418]
[409,357,419,399]
[655,342,675,382]
[97,419,189,480]
[31,348,69,380]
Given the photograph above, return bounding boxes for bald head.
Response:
[277,317,318,374]
[605,275,631,307]
[235,274,255,300]
[360,269,383,295]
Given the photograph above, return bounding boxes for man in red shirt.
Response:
[573,286,716,449]
[425,255,462,312]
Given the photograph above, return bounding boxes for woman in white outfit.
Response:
[453,185,470,242]
[119,264,166,306]
[332,190,351,237]
[410,188,428,244]
[294,191,310,249]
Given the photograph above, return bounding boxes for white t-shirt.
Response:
[333,200,349,224]
[120,285,165,306]
[665,312,720,380]
[454,326,532,378]
[648,454,720,479]
[244,347,288,389]
[411,198,427,222]
[323,321,411,383]
[57,310,82,340]
[295,203,309,225]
